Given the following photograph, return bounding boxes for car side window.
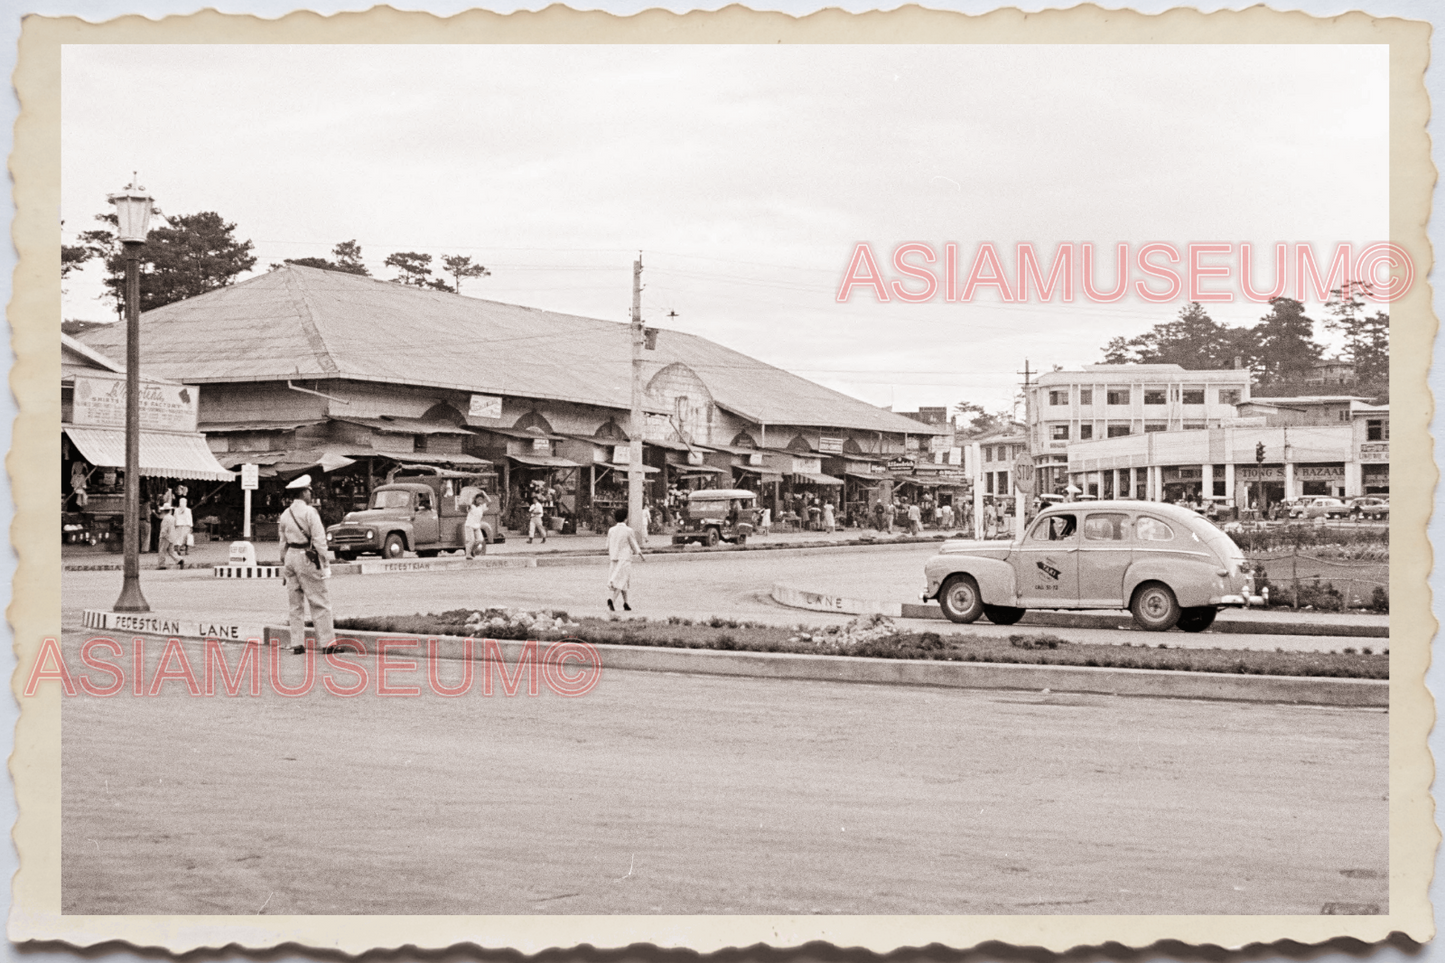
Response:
[1029,513,1077,542]
[1083,513,1128,541]
[1135,516,1174,541]
[416,491,433,512]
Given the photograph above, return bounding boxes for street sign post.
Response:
[1013,453,1036,495]
[240,463,258,539]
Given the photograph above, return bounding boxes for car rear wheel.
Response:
[1131,582,1181,631]
[382,534,406,559]
[705,528,720,547]
[1177,606,1217,633]
[983,605,1025,626]
[938,575,984,624]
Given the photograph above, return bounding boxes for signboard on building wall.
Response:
[1163,466,1203,482]
[1235,465,1284,481]
[1296,465,1344,481]
[468,394,503,419]
[887,456,916,472]
[1359,443,1389,464]
[791,456,822,474]
[72,373,199,433]
[531,437,550,453]
[613,446,630,463]
[819,435,844,454]
[928,435,950,453]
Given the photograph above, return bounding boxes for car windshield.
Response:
[369,490,413,510]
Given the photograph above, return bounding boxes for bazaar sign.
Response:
[72,373,198,433]
[468,394,503,419]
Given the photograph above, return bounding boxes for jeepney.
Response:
[671,489,759,547]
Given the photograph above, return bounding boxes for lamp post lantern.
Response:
[109,179,153,612]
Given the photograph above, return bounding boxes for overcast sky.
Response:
[61,43,1390,414]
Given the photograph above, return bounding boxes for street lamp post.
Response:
[109,180,153,613]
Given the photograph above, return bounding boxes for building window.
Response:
[1079,389,1093,405]
[1144,422,1167,433]
[985,447,993,462]
[1143,389,1167,405]
[1219,388,1241,405]
[1339,409,1350,422]
[1078,424,1093,440]
[1107,388,1130,405]
[1049,389,1068,406]
[1183,421,1207,430]
[1182,388,1205,405]
[1050,425,1070,441]
[1367,419,1389,441]
[1107,424,1131,438]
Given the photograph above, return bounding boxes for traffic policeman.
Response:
[278,474,337,655]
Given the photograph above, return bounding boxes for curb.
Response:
[771,583,1389,639]
[259,625,1385,707]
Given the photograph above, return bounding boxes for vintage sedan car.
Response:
[1289,496,1350,519]
[1347,495,1390,520]
[922,500,1257,632]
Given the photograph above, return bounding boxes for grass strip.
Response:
[336,609,1387,680]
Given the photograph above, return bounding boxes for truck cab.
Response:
[326,466,503,560]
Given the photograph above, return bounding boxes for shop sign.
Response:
[741,451,762,467]
[936,469,965,480]
[72,373,199,433]
[686,450,704,466]
[613,446,631,463]
[791,456,822,474]
[531,437,550,453]
[887,456,916,472]
[1358,442,1389,464]
[1297,465,1344,481]
[1163,466,1202,482]
[928,435,950,453]
[819,435,844,454]
[1236,465,1283,481]
[468,394,503,419]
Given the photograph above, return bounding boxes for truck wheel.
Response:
[1131,582,1181,631]
[705,528,720,547]
[983,605,1026,626]
[938,574,984,624]
[1177,606,1217,632]
[735,532,747,546]
[382,534,406,559]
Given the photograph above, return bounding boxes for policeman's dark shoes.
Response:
[623,603,632,611]
[322,644,344,655]
[290,645,306,655]
[606,599,614,611]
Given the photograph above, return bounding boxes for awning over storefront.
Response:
[795,472,844,486]
[64,426,234,482]
[734,466,783,483]
[844,471,889,482]
[595,462,660,476]
[507,453,582,469]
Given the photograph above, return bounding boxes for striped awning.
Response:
[64,426,234,482]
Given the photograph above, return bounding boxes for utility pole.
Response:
[628,256,645,539]
[1014,359,1035,526]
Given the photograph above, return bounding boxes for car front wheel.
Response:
[983,605,1025,626]
[1131,582,1181,631]
[938,574,984,624]
[1177,606,1217,633]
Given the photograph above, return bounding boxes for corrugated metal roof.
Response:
[76,264,942,437]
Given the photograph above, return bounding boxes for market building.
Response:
[76,264,944,538]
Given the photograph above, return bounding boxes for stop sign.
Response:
[1013,452,1036,494]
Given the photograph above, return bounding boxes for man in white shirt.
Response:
[277,474,336,655]
[527,496,547,544]
[605,507,645,612]
[464,491,490,558]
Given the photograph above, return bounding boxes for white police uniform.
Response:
[278,475,334,651]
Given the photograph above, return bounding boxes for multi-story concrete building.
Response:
[1027,364,1253,496]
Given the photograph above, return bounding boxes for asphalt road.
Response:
[63,544,1385,652]
[58,630,1388,916]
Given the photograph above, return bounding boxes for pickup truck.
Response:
[326,467,504,560]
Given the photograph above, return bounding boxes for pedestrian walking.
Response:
[822,501,836,534]
[883,500,896,534]
[172,497,194,559]
[463,491,490,558]
[605,507,645,612]
[940,503,954,530]
[906,501,923,535]
[278,474,337,655]
[527,495,547,544]
[640,502,652,547]
[155,505,182,569]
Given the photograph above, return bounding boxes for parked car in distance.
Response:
[671,489,759,547]
[1290,496,1349,519]
[922,500,1258,632]
[1347,496,1390,520]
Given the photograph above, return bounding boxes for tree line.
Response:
[62,207,491,320]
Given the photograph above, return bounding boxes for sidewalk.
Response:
[61,525,954,570]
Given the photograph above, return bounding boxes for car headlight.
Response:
[366,529,375,539]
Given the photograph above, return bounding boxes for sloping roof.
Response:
[76,264,942,437]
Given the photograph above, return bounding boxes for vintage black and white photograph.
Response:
[14,7,1434,951]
